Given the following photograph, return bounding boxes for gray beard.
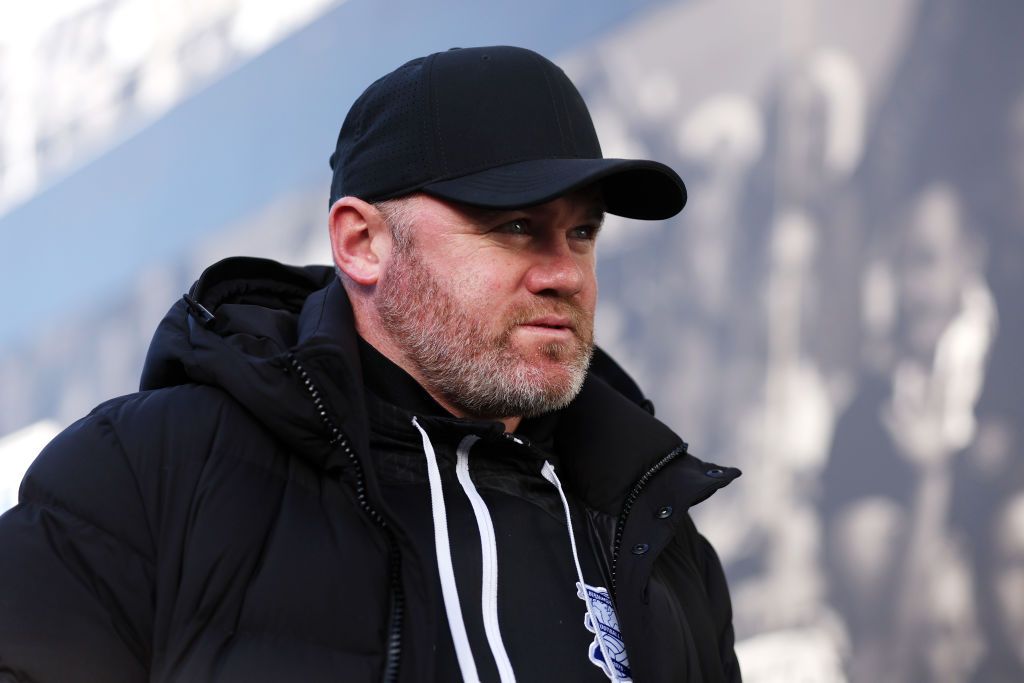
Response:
[375,246,593,420]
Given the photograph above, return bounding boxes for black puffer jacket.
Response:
[0,257,741,682]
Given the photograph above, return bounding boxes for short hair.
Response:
[374,197,416,253]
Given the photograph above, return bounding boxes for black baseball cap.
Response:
[328,46,686,220]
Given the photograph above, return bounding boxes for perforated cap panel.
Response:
[328,46,686,220]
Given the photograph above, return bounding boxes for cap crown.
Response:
[330,46,602,205]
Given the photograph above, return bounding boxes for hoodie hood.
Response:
[140,256,737,514]
[141,257,372,471]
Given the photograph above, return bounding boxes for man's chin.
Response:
[513,351,592,398]
[514,347,588,376]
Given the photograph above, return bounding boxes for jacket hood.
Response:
[140,257,371,470]
[141,256,737,514]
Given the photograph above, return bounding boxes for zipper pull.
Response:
[504,433,528,447]
[182,292,216,326]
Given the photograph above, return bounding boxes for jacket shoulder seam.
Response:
[89,407,159,560]
[15,492,156,570]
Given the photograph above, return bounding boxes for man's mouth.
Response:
[522,315,573,330]
[517,315,576,339]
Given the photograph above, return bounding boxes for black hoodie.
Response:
[0,257,741,682]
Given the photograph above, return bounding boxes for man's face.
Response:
[375,191,602,419]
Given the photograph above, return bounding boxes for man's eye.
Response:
[497,219,529,235]
[570,225,598,241]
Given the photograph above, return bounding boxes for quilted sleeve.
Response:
[0,410,155,682]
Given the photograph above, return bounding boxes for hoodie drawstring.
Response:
[541,461,624,683]
[412,419,517,683]
[455,435,517,683]
[412,419,621,682]
[412,417,480,682]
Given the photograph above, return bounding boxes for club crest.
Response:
[577,582,632,682]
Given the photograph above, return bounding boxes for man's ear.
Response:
[329,196,391,286]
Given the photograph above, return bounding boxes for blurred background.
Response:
[1,0,1021,680]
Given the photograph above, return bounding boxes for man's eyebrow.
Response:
[586,206,606,227]
[457,200,606,226]
[460,205,511,223]
[446,200,511,225]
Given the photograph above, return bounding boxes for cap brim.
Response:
[421,158,687,220]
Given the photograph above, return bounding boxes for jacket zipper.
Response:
[609,443,688,599]
[288,354,404,683]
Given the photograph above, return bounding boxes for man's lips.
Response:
[517,316,576,337]
[521,315,574,330]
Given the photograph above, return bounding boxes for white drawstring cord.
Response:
[541,461,623,683]
[412,417,480,682]
[455,435,517,683]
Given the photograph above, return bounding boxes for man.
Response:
[0,46,740,682]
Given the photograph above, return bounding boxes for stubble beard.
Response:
[376,245,594,420]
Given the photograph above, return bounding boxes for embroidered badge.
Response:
[577,581,632,682]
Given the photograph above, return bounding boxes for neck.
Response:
[430,400,522,434]
[357,320,522,434]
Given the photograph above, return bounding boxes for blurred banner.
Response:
[1,1,1022,681]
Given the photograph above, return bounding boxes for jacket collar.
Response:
[141,256,737,513]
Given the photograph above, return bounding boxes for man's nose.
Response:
[523,243,585,297]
